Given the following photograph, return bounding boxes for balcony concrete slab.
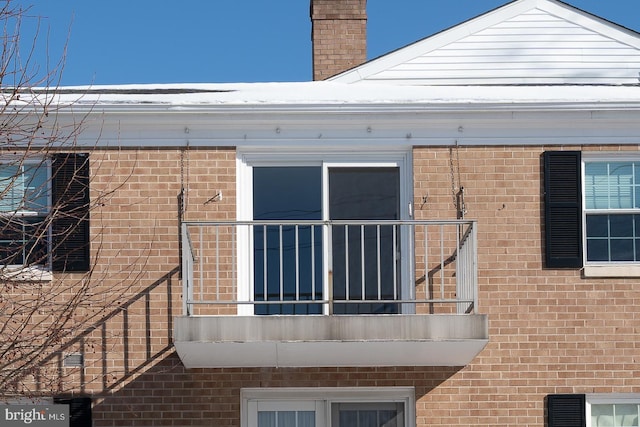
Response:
[174,314,488,368]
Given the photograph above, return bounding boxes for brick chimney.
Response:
[310,0,367,81]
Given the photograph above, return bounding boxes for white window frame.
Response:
[582,153,640,278]
[0,157,52,279]
[236,148,413,315]
[241,387,415,427]
[587,394,640,427]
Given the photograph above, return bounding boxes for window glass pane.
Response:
[257,410,315,427]
[339,410,358,426]
[609,162,634,209]
[253,167,323,315]
[0,216,48,266]
[592,404,614,427]
[610,215,634,237]
[615,404,639,426]
[585,163,610,209]
[587,239,609,262]
[329,167,400,315]
[297,411,315,427]
[0,162,48,213]
[332,402,403,427]
[587,215,609,237]
[358,410,377,426]
[278,411,296,427]
[0,164,23,211]
[258,412,276,427]
[23,163,48,212]
[611,239,634,262]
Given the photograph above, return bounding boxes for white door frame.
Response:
[236,149,413,316]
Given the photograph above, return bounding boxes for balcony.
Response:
[174,220,488,368]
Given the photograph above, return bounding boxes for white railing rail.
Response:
[181,220,478,316]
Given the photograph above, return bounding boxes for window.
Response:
[543,151,640,274]
[243,388,414,427]
[591,403,640,427]
[0,159,50,266]
[0,153,90,273]
[331,402,404,427]
[588,395,640,427]
[584,159,640,263]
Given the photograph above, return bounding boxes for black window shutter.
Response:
[543,151,583,268]
[53,397,92,427]
[547,394,586,427]
[51,153,90,272]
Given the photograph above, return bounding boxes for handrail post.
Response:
[181,222,191,316]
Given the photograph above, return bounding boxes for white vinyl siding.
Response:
[366,9,640,85]
[334,0,640,86]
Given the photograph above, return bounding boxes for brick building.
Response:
[2,0,640,426]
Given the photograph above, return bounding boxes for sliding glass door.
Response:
[246,156,407,316]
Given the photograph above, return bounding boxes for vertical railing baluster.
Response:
[393,224,398,301]
[232,224,236,302]
[345,225,350,301]
[215,224,220,301]
[424,223,429,301]
[263,225,267,302]
[376,224,381,300]
[311,225,316,300]
[456,223,463,314]
[440,224,445,300]
[199,225,204,304]
[408,223,415,309]
[279,225,284,301]
[361,224,365,301]
[295,225,300,301]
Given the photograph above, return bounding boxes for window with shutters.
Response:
[583,157,640,263]
[0,153,90,276]
[544,152,640,276]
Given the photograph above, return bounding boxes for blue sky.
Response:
[14,0,640,86]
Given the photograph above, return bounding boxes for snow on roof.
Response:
[14,81,640,110]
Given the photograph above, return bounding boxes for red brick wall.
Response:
[8,144,640,426]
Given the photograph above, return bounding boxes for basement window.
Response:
[242,387,415,427]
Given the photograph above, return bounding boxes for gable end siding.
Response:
[344,7,640,85]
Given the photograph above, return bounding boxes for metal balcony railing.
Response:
[181,220,477,317]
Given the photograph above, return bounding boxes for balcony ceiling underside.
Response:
[174,314,489,368]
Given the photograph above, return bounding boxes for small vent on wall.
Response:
[63,353,84,368]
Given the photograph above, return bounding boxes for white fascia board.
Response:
[65,109,640,149]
